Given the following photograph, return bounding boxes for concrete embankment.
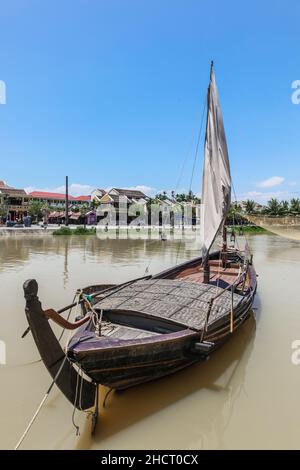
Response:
[0,228,57,236]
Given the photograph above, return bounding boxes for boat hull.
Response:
[23,249,257,406]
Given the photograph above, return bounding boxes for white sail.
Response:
[201,65,231,260]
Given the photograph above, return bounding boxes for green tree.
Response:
[27,201,49,222]
[244,200,256,214]
[188,190,194,201]
[41,203,50,222]
[79,204,90,228]
[28,200,44,221]
[265,198,282,216]
[0,202,8,219]
[155,192,168,201]
[289,198,300,215]
[175,193,187,203]
[280,200,289,215]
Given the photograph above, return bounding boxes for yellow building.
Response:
[0,180,28,221]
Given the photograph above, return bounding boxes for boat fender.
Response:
[193,341,215,354]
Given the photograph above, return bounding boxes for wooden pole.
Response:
[65,176,69,226]
[222,224,227,267]
[203,256,210,283]
[222,224,227,251]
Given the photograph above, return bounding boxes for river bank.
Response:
[0,224,267,237]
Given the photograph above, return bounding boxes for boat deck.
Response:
[98,322,160,340]
[173,259,249,291]
[94,278,243,332]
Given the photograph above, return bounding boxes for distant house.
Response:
[28,191,91,208]
[238,200,265,213]
[0,180,28,221]
[48,211,84,225]
[108,188,147,203]
[97,188,148,224]
[97,188,147,205]
[91,188,107,204]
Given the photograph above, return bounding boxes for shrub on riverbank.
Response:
[54,226,96,236]
[229,225,267,234]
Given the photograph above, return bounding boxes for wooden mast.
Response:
[65,175,69,226]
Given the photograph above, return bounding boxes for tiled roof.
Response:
[0,180,12,189]
[29,191,91,202]
[74,195,91,201]
[0,180,25,195]
[110,188,147,198]
[0,187,27,196]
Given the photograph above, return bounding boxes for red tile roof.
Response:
[29,191,91,202]
[74,195,91,201]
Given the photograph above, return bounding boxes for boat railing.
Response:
[200,264,248,342]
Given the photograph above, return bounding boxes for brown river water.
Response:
[0,233,300,449]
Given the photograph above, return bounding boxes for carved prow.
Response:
[23,279,96,410]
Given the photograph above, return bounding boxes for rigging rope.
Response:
[175,97,206,264]
[144,96,206,273]
[189,97,206,194]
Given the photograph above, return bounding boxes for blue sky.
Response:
[0,0,300,202]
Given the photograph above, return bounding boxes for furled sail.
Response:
[201,63,231,260]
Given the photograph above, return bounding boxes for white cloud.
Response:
[239,190,290,204]
[288,181,297,187]
[244,191,263,198]
[257,176,285,188]
[25,183,94,197]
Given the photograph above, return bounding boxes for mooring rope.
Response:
[71,369,81,436]
[14,354,68,450]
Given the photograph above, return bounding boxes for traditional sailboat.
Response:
[22,63,257,432]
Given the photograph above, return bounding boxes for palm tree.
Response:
[280,200,289,215]
[155,192,168,201]
[188,190,193,201]
[244,200,256,214]
[175,193,187,203]
[290,198,300,215]
[266,198,281,216]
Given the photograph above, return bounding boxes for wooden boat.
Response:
[22,63,257,431]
